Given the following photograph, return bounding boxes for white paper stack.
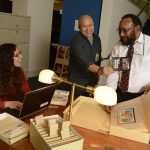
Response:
[51,90,70,106]
[0,113,29,145]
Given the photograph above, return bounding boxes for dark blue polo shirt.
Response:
[68,32,101,96]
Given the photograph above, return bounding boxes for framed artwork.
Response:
[56,46,66,59]
[62,65,69,78]
[117,108,136,125]
[53,63,63,76]
[53,45,70,78]
[112,57,130,71]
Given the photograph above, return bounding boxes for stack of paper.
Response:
[0,113,29,145]
[51,89,70,106]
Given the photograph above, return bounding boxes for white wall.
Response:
[27,0,54,77]
[11,0,28,15]
[12,0,54,77]
[100,0,148,59]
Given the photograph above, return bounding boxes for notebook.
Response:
[4,83,58,119]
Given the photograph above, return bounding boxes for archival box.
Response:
[30,115,83,150]
[63,93,150,144]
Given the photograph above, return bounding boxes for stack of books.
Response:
[0,112,29,145]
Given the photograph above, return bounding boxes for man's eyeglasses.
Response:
[116,25,137,34]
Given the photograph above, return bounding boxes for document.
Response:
[0,113,29,144]
[51,89,69,106]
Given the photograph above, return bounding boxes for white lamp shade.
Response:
[94,86,117,106]
[38,69,55,84]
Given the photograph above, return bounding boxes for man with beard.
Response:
[106,14,150,103]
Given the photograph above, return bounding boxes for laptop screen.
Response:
[19,83,58,119]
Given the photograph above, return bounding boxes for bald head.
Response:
[78,15,94,39]
[79,15,93,26]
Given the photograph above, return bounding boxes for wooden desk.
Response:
[0,105,150,150]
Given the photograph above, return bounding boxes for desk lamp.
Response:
[38,69,117,121]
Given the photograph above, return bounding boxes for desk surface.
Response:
[0,105,150,150]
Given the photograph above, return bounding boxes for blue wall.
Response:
[60,0,103,46]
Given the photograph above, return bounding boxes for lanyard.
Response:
[134,34,145,56]
[142,34,145,55]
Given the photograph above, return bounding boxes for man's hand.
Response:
[142,85,150,94]
[98,66,114,75]
[105,106,112,113]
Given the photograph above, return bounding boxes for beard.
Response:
[120,32,136,45]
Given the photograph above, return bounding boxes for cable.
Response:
[137,0,150,16]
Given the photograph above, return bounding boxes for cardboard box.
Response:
[63,96,110,133]
[110,93,150,144]
[63,93,150,144]
[30,115,84,150]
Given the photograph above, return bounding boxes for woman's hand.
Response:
[4,101,23,110]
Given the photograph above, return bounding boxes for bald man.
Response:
[68,15,113,97]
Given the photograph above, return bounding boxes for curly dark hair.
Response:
[122,14,142,27]
[0,43,26,99]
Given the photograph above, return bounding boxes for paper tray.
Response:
[30,115,83,150]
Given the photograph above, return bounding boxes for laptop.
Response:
[5,83,58,119]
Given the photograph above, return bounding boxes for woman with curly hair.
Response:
[0,43,30,115]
